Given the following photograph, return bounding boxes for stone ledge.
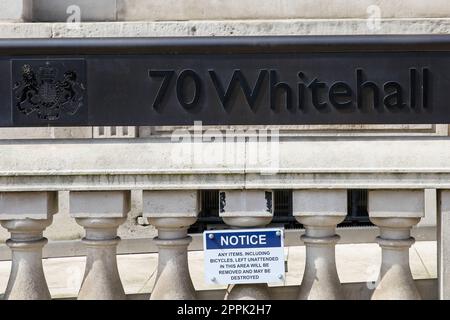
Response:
[2,137,450,175]
[144,124,448,138]
[2,19,450,39]
[0,127,92,139]
[0,125,445,141]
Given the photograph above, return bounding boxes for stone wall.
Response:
[0,0,32,22]
[5,0,450,22]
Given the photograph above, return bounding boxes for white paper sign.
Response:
[203,228,285,285]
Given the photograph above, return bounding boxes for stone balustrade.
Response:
[0,187,444,300]
[0,136,448,299]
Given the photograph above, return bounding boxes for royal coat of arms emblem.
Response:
[12,61,86,121]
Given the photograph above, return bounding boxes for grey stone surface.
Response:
[0,22,52,38]
[13,0,450,23]
[0,192,58,220]
[44,191,84,241]
[3,17,450,40]
[143,124,448,138]
[116,0,450,21]
[32,0,116,22]
[219,190,273,218]
[4,138,450,192]
[438,190,450,299]
[143,190,199,218]
[47,19,450,38]
[0,128,92,139]
[293,190,347,216]
[0,0,32,22]
[70,191,131,218]
[419,189,437,227]
[117,190,157,240]
[369,190,424,218]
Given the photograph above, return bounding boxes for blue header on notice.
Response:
[205,230,282,250]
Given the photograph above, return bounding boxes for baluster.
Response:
[70,191,130,300]
[143,190,198,300]
[293,190,347,300]
[219,190,274,300]
[369,190,423,300]
[0,191,58,300]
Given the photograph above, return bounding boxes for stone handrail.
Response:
[1,137,450,190]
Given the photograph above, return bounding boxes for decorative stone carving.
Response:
[12,59,87,125]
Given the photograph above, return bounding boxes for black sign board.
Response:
[1,35,450,127]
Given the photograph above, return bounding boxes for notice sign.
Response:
[203,228,285,285]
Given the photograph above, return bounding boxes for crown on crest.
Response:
[38,62,57,81]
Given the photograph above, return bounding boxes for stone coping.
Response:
[1,137,450,190]
[1,19,450,39]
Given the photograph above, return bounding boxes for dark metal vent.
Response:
[200,190,219,218]
[272,190,298,229]
[339,189,372,227]
[274,190,292,217]
[188,190,220,233]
